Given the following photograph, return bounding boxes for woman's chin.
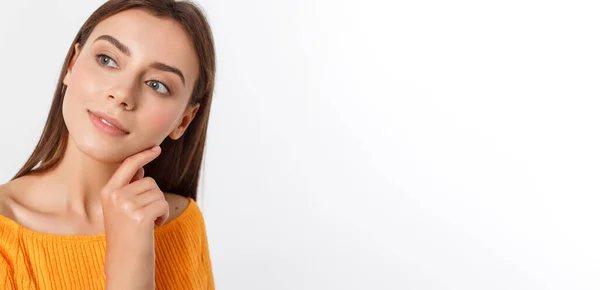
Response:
[74,135,136,163]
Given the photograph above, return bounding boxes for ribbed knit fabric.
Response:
[0,197,214,289]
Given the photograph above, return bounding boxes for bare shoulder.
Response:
[0,182,15,219]
[163,192,191,224]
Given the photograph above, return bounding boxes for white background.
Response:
[1,1,600,289]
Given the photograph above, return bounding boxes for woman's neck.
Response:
[19,134,123,220]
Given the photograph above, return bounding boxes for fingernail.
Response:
[151,146,160,152]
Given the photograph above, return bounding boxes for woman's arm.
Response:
[201,225,215,290]
[105,239,156,290]
[154,195,215,289]
[102,147,169,290]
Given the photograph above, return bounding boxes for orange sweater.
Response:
[0,198,214,289]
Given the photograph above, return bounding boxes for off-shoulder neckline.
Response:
[0,197,197,243]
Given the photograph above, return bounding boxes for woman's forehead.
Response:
[86,8,199,80]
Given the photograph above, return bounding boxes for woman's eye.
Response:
[147,80,170,94]
[96,54,118,68]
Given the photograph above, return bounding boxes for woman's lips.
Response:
[88,110,129,132]
[88,110,129,136]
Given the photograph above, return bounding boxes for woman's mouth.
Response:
[87,110,130,136]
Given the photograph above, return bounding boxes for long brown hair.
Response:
[11,0,216,201]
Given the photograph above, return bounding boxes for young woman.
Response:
[0,0,216,289]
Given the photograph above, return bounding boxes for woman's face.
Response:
[62,8,200,162]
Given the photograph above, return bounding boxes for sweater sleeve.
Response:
[154,199,215,290]
[200,212,215,290]
[0,254,16,289]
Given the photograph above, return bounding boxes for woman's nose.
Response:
[108,94,134,110]
[107,82,137,110]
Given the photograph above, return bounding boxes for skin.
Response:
[0,8,203,288]
[0,8,200,232]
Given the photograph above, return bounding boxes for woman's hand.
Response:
[101,145,170,290]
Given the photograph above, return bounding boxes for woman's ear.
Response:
[169,103,201,140]
[63,43,81,86]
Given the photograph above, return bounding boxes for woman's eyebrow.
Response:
[94,34,131,56]
[150,62,186,87]
[93,34,187,87]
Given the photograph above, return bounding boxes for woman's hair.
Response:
[11,0,216,201]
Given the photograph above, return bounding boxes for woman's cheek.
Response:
[146,110,178,137]
[70,61,103,102]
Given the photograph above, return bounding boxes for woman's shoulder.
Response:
[0,181,196,230]
[162,192,192,225]
[154,193,208,244]
[0,175,41,222]
[0,182,17,221]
